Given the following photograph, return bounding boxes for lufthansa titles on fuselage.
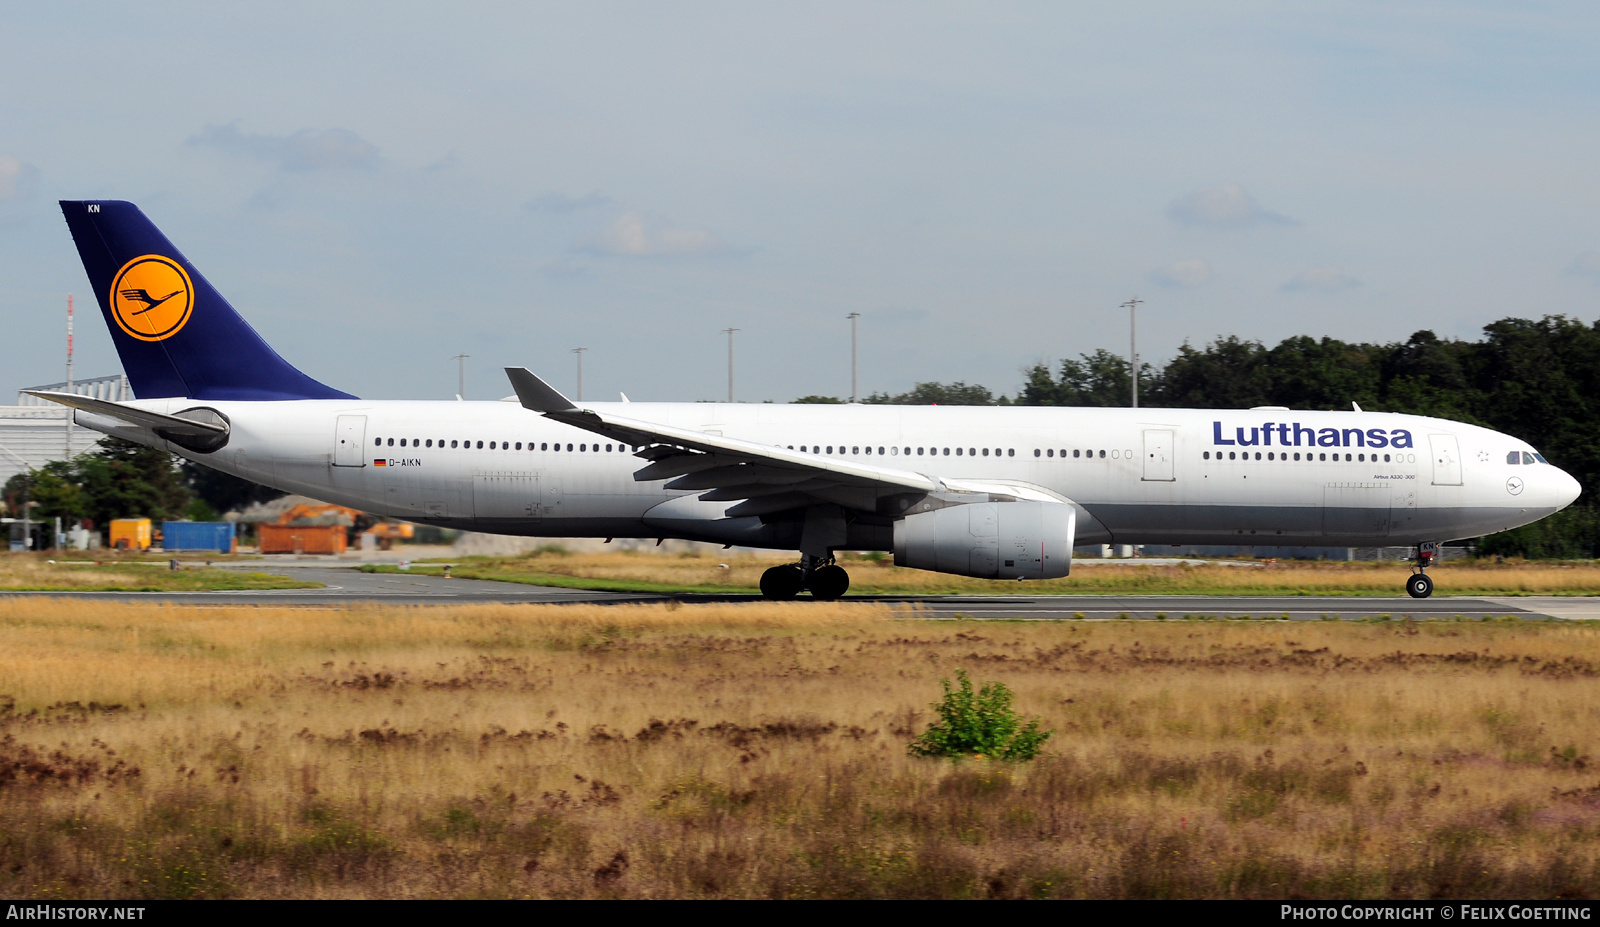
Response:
[1212,421,1414,449]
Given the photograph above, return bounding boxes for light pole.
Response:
[847,312,860,403]
[571,348,587,401]
[1121,298,1143,409]
[721,328,739,403]
[451,353,469,400]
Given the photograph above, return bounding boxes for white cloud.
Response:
[1281,266,1360,293]
[1567,252,1600,283]
[575,212,733,258]
[1167,184,1295,229]
[1150,258,1212,288]
[187,123,381,172]
[0,156,39,200]
[527,190,613,214]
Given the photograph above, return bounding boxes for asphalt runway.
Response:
[5,562,1598,620]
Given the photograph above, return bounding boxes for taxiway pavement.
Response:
[2,562,1594,620]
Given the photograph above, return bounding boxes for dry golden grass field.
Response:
[2,598,1600,899]
[420,550,1600,596]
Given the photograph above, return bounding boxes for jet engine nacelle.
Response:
[893,501,1074,580]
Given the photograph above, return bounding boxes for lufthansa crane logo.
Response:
[109,255,194,342]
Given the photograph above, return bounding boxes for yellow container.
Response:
[109,518,153,551]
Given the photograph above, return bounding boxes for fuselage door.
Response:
[1142,429,1175,481]
[334,415,367,467]
[1428,433,1463,486]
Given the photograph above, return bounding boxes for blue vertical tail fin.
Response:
[59,200,356,401]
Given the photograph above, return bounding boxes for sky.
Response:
[2,1,1598,403]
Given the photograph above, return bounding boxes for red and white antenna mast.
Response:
[64,294,74,458]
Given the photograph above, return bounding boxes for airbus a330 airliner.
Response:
[32,200,1580,599]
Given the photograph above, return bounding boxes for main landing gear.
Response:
[760,556,851,601]
[1406,542,1438,599]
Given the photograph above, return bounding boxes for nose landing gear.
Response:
[1406,542,1438,599]
[759,555,851,600]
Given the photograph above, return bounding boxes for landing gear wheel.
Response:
[760,564,805,600]
[1406,573,1434,599]
[809,564,851,600]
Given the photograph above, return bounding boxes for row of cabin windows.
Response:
[372,438,1148,461]
[375,437,635,453]
[1204,450,1419,463]
[1508,451,1548,464]
[785,445,1017,457]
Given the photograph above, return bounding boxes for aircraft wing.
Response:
[505,367,941,515]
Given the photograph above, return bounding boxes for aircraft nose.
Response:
[1554,467,1582,510]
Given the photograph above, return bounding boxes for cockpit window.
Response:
[1507,451,1521,465]
[1535,453,1548,464]
[1523,452,1537,465]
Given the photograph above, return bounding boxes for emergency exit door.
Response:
[1428,433,1462,486]
[1142,429,1175,481]
[334,415,367,467]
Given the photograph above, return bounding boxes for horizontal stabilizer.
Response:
[23,391,226,436]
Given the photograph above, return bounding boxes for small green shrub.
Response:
[907,669,1052,761]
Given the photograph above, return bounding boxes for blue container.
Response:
[161,521,236,552]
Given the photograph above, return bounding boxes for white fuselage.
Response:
[80,399,1580,550]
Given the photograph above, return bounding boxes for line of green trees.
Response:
[2,438,283,535]
[799,315,1600,558]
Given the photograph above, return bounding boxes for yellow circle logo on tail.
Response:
[110,255,194,342]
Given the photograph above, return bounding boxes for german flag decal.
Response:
[374,459,387,467]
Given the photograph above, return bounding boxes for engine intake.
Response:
[893,501,1074,580]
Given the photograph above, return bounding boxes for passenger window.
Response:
[879,447,886,455]
[387,438,394,447]
[580,444,587,452]
[541,443,548,451]
[475,441,483,449]
[374,437,381,446]
[1007,449,1014,457]
[968,448,975,456]
[1098,450,1105,458]
[566,444,573,451]
[943,448,950,456]
[1384,453,1391,462]
[852,446,859,455]
[1319,453,1326,461]
[1229,451,1236,460]
[1033,449,1040,457]
[1204,451,1210,459]
[1524,452,1537,464]
[956,448,963,456]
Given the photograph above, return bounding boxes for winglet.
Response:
[504,367,579,413]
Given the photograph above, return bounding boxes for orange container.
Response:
[109,518,153,551]
[257,524,347,555]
